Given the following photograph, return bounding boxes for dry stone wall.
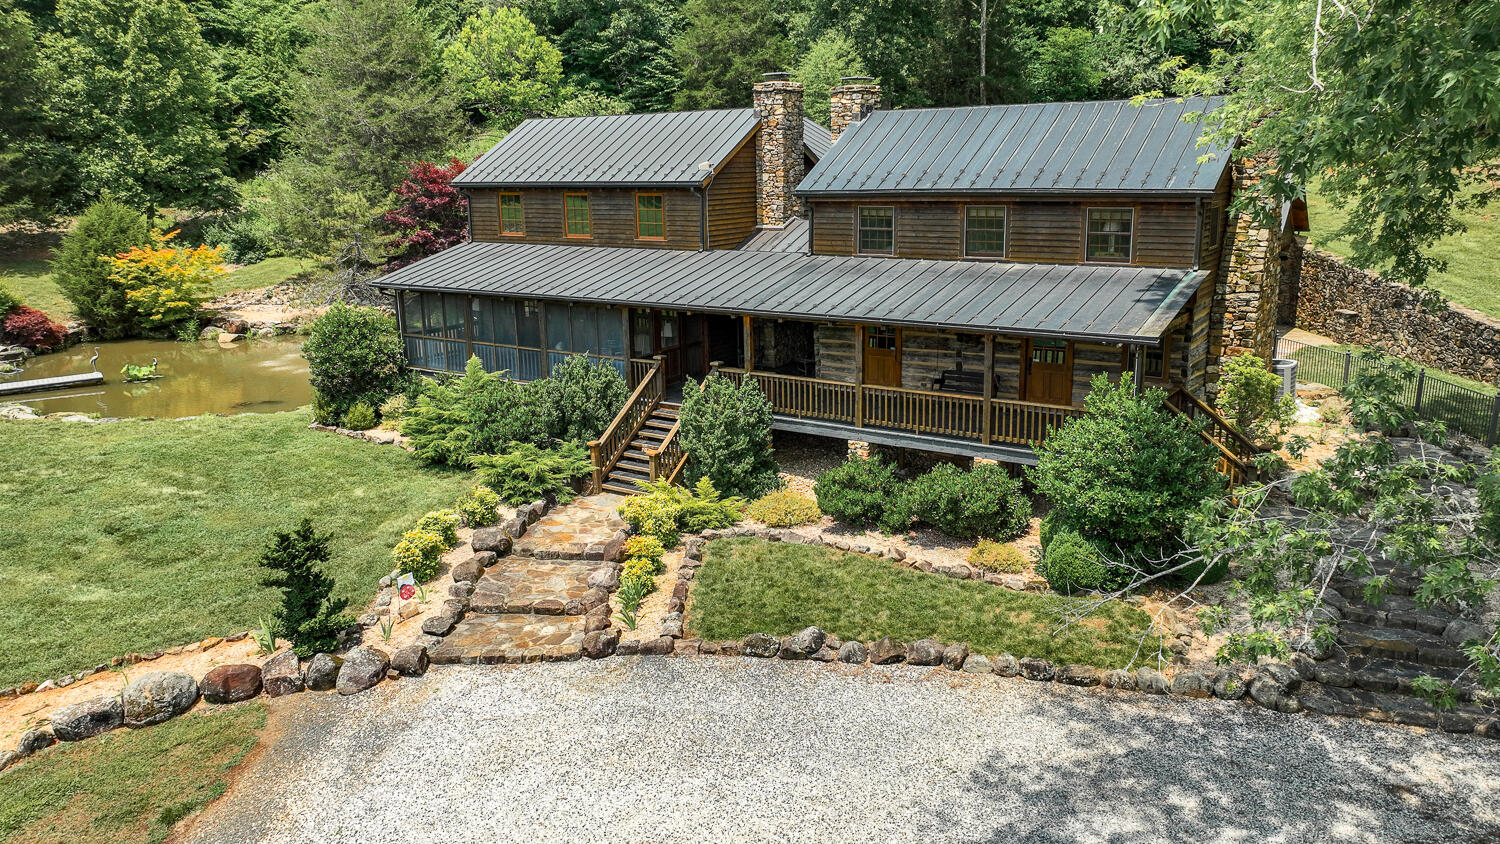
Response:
[752,78,806,227]
[1292,249,1500,384]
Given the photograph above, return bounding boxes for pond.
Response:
[1,337,313,418]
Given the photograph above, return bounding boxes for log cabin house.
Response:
[377,75,1305,494]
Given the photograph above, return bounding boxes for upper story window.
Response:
[1085,207,1133,262]
[636,193,665,240]
[857,206,894,254]
[564,193,591,237]
[1204,202,1223,251]
[500,193,524,235]
[964,206,1007,257]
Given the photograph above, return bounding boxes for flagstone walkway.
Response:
[430,495,626,665]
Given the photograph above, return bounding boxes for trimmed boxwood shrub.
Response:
[900,463,1031,540]
[455,485,501,527]
[1037,527,1110,594]
[341,401,377,430]
[814,456,901,531]
[302,303,407,423]
[680,375,780,499]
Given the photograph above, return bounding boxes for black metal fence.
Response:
[1276,337,1500,444]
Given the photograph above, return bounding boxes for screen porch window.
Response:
[1085,208,1133,262]
[636,194,665,239]
[564,193,591,237]
[1142,338,1170,380]
[964,206,1007,257]
[499,193,524,235]
[857,206,894,254]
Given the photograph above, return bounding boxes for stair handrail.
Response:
[645,362,717,485]
[590,355,664,493]
[1166,387,1264,461]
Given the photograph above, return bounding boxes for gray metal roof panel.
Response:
[799,97,1230,196]
[737,218,810,252]
[378,242,1198,344]
[802,120,831,161]
[454,109,761,188]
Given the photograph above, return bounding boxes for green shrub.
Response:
[202,209,275,264]
[1218,353,1294,444]
[0,279,19,316]
[618,478,743,547]
[900,463,1031,540]
[302,303,407,423]
[537,354,629,442]
[413,509,462,549]
[470,441,592,506]
[1342,351,1417,433]
[968,540,1031,573]
[679,375,780,498]
[50,198,152,340]
[814,456,901,531]
[342,401,377,430]
[1037,528,1109,594]
[1030,376,1224,554]
[1038,511,1062,552]
[745,489,821,527]
[622,555,661,584]
[391,528,446,582]
[401,357,549,466]
[379,393,410,421]
[623,535,666,570]
[455,485,501,527]
[257,519,354,658]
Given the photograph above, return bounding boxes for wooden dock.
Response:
[0,371,106,397]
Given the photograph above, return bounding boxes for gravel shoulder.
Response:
[176,659,1500,844]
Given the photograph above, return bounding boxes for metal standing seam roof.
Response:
[377,241,1199,345]
[798,97,1231,196]
[453,109,762,189]
[802,119,832,161]
[736,218,810,252]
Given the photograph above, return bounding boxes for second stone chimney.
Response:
[830,77,880,143]
[752,72,805,227]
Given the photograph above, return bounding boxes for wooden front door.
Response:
[864,326,901,387]
[1024,338,1072,405]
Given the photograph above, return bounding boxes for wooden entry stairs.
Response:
[588,356,690,495]
[601,403,681,494]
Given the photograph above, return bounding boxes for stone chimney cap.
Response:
[838,77,876,85]
[761,71,792,81]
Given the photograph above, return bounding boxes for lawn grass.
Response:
[1305,185,1500,318]
[689,538,1158,669]
[0,703,265,844]
[211,256,316,299]
[0,411,472,688]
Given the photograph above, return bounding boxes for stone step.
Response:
[1298,681,1495,734]
[1327,590,1458,637]
[1343,657,1482,700]
[469,557,610,616]
[1337,621,1471,669]
[429,612,587,665]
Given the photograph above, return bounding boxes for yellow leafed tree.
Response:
[106,230,226,331]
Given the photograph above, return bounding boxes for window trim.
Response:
[1083,206,1135,264]
[962,204,1009,259]
[563,192,592,239]
[499,192,524,236]
[856,205,895,255]
[635,192,666,241]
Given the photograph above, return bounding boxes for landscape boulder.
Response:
[1211,669,1249,701]
[15,729,55,757]
[869,637,907,665]
[942,643,970,671]
[582,629,620,659]
[336,647,389,695]
[742,633,781,658]
[1135,667,1169,695]
[1170,671,1212,699]
[1018,658,1056,682]
[422,615,459,637]
[960,654,993,674]
[303,653,342,692]
[906,639,945,666]
[200,664,263,704]
[123,672,200,727]
[469,527,513,556]
[450,557,485,584]
[391,645,430,676]
[992,654,1019,677]
[781,626,826,658]
[261,651,304,697]
[1056,665,1100,687]
[837,641,868,664]
[1102,669,1136,690]
[51,695,124,741]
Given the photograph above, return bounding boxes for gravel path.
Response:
[178,659,1500,844]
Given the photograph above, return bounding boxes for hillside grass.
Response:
[0,704,265,844]
[1305,186,1500,319]
[689,538,1158,669]
[0,411,472,688]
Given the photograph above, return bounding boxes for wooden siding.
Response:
[706,139,758,249]
[468,187,702,249]
[900,329,984,391]
[1071,342,1126,405]
[809,195,1200,267]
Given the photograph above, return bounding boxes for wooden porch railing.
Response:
[645,363,720,486]
[627,357,657,390]
[589,356,664,493]
[1164,387,1265,487]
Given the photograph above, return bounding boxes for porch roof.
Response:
[376,241,1200,345]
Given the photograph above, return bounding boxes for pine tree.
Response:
[258,519,352,657]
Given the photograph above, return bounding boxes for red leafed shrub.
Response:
[3,305,67,351]
[381,159,469,270]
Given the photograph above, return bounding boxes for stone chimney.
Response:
[752,72,805,227]
[830,77,880,143]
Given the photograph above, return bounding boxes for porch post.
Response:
[743,315,755,372]
[853,323,865,428]
[1130,344,1145,391]
[982,333,994,445]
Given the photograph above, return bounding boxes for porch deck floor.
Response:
[770,415,1039,465]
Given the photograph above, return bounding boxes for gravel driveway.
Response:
[178,658,1500,844]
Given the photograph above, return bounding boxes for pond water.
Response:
[1,336,312,417]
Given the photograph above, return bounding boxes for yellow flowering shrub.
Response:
[107,230,226,331]
[621,556,659,592]
[622,535,666,571]
[414,509,462,549]
[745,489,821,527]
[392,528,446,582]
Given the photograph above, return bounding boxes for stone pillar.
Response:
[752,73,805,227]
[972,457,998,468]
[847,440,871,460]
[1207,153,1285,395]
[830,77,881,143]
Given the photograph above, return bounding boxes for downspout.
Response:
[692,186,707,251]
[807,202,815,256]
[463,190,474,242]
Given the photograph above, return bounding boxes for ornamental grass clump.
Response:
[745,489,821,527]
[968,540,1030,574]
[455,485,501,527]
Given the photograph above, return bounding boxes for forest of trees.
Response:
[0,0,1494,287]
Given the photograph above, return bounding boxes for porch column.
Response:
[982,333,995,445]
[853,323,865,428]
[1130,344,1145,391]
[743,315,755,372]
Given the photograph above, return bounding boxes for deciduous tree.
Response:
[441,6,565,127]
[672,0,795,110]
[380,159,469,271]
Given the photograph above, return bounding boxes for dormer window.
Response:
[636,193,665,240]
[1085,207,1133,262]
[564,193,591,237]
[500,193,524,235]
[964,206,1007,257]
[857,206,894,254]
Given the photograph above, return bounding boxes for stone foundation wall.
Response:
[1293,249,1500,383]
